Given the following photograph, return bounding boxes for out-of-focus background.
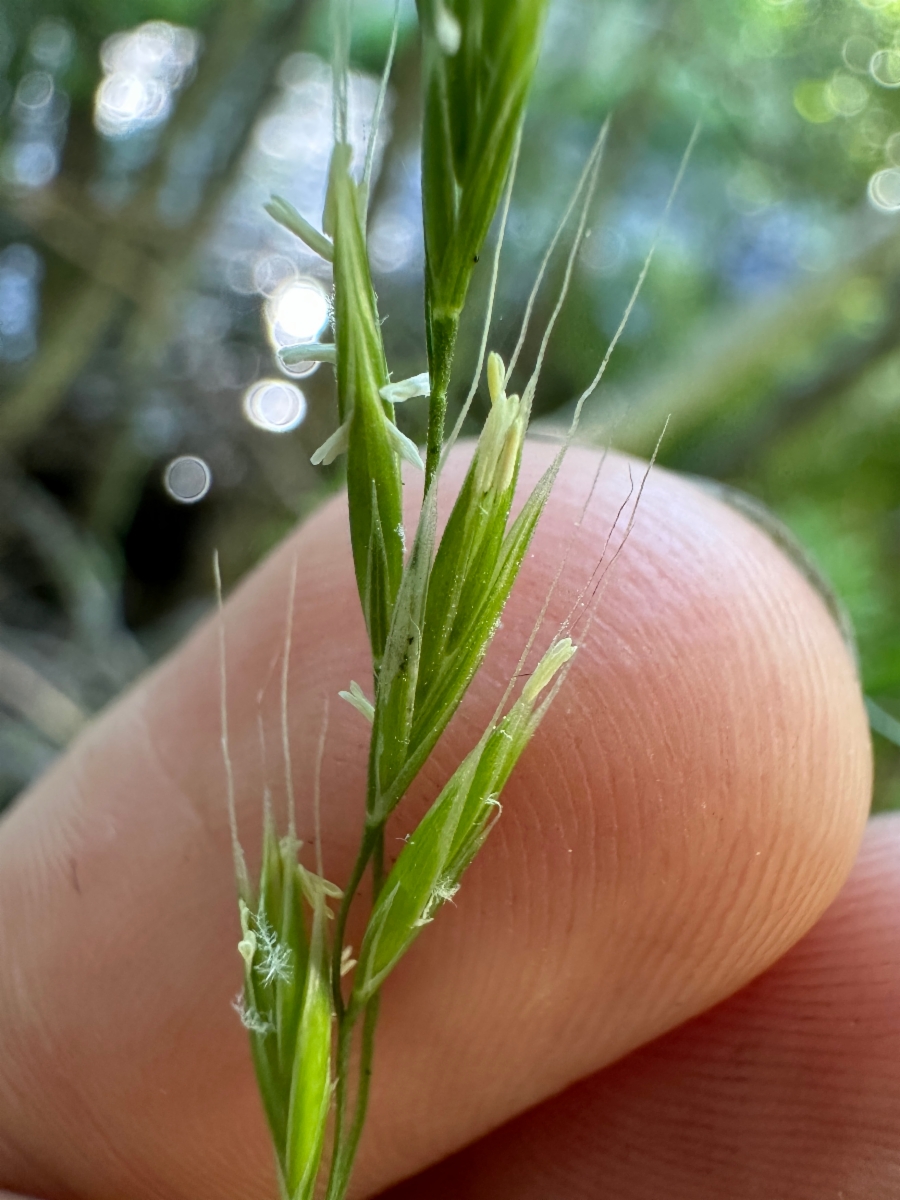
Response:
[0,0,897,810]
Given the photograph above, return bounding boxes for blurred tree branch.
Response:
[0,458,145,682]
[0,0,313,455]
[688,285,900,478]
[0,280,121,449]
[0,642,87,746]
[570,222,900,467]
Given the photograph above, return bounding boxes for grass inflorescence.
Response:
[222,4,696,1198]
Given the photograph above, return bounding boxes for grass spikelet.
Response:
[353,636,575,1006]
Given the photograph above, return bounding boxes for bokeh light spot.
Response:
[29,18,75,71]
[868,167,900,211]
[826,72,869,117]
[269,279,329,342]
[793,80,834,124]
[843,35,877,74]
[369,213,420,274]
[94,21,199,139]
[164,455,212,503]
[0,243,43,362]
[871,49,900,89]
[3,141,58,189]
[15,72,54,111]
[886,131,900,166]
[265,277,330,378]
[253,254,297,297]
[243,379,307,433]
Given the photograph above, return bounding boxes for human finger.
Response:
[383,813,900,1200]
[0,445,870,1200]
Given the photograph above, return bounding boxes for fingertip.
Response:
[353,443,871,1189]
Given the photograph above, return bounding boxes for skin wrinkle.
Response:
[728,594,824,924]
[610,680,711,955]
[510,823,555,1020]
[738,799,823,969]
[413,928,502,1139]
[571,511,840,1027]
[458,720,578,1123]
[755,848,823,965]
[523,746,563,945]
[716,850,779,984]
[508,451,844,1060]
[571,723,603,926]
[0,716,214,1190]
[771,668,854,935]
[134,691,219,851]
[547,739,584,950]
[13,1033,131,1200]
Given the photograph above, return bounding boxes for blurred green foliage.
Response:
[0,0,898,808]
